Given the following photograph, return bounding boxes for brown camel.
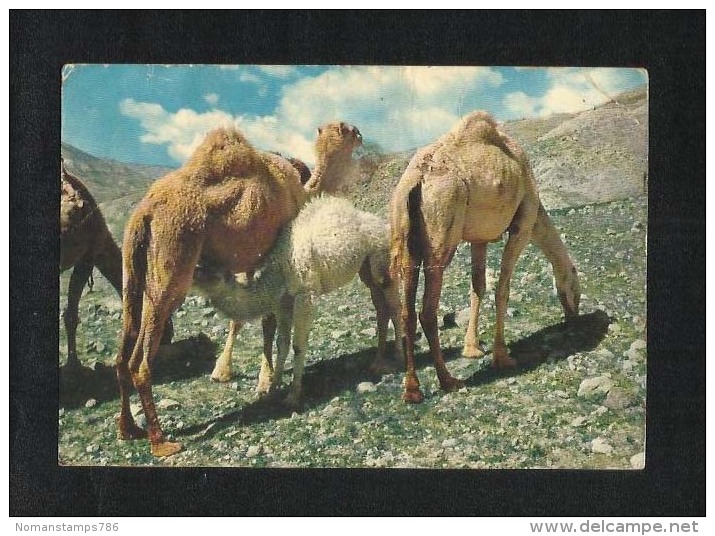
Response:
[117,122,362,457]
[389,111,581,403]
[60,161,123,369]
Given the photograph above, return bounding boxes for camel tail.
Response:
[390,179,424,284]
[120,214,152,347]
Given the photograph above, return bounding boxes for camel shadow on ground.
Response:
[178,309,610,440]
[59,333,218,409]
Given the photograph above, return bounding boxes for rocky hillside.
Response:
[61,85,647,230]
[347,85,648,214]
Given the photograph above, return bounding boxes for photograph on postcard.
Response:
[59,65,647,468]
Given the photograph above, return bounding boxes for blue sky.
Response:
[62,65,647,168]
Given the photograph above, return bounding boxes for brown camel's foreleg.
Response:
[400,258,423,403]
[211,319,242,382]
[463,242,488,359]
[420,251,464,392]
[64,261,94,370]
[493,227,533,369]
[257,314,277,394]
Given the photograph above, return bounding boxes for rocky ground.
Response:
[59,197,647,468]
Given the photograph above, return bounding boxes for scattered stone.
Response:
[130,403,144,416]
[85,398,97,409]
[553,390,569,399]
[157,398,180,410]
[591,437,613,454]
[570,416,587,427]
[604,387,634,410]
[441,438,457,448]
[631,221,644,232]
[577,375,614,397]
[331,329,350,340]
[591,406,609,417]
[246,445,262,458]
[454,308,471,328]
[361,327,377,338]
[596,348,615,360]
[95,342,106,353]
[338,304,350,312]
[506,377,517,385]
[630,339,646,351]
[630,451,645,469]
[357,382,377,394]
[622,360,635,373]
[201,307,216,317]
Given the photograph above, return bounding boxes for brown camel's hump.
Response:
[183,127,263,183]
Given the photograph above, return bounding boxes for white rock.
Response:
[570,416,587,427]
[578,376,614,397]
[357,381,377,394]
[246,445,261,458]
[130,403,144,416]
[591,437,613,454]
[441,438,457,448]
[604,387,634,409]
[630,451,645,469]
[85,398,97,408]
[157,398,180,409]
[361,327,377,338]
[455,308,472,328]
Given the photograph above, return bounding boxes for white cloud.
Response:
[503,67,647,119]
[120,66,511,166]
[204,93,219,106]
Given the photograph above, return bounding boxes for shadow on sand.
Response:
[178,309,610,439]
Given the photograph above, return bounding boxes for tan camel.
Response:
[389,111,581,403]
[117,122,362,457]
[60,161,123,369]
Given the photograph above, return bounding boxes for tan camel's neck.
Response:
[533,207,576,278]
[305,152,353,195]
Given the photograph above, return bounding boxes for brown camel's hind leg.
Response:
[400,254,423,403]
[420,250,464,392]
[463,242,487,359]
[64,261,93,370]
[128,294,184,457]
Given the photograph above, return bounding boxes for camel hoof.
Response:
[151,440,183,458]
[492,349,517,369]
[403,389,425,404]
[210,369,232,383]
[117,418,148,440]
[462,345,485,359]
[439,375,465,392]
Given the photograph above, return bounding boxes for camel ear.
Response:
[317,127,323,136]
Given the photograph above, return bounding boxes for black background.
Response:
[10,10,705,516]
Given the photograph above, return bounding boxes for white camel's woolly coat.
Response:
[194,195,402,405]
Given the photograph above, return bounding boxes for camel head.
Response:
[315,121,363,156]
[307,121,363,195]
[554,265,581,320]
[186,127,260,179]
